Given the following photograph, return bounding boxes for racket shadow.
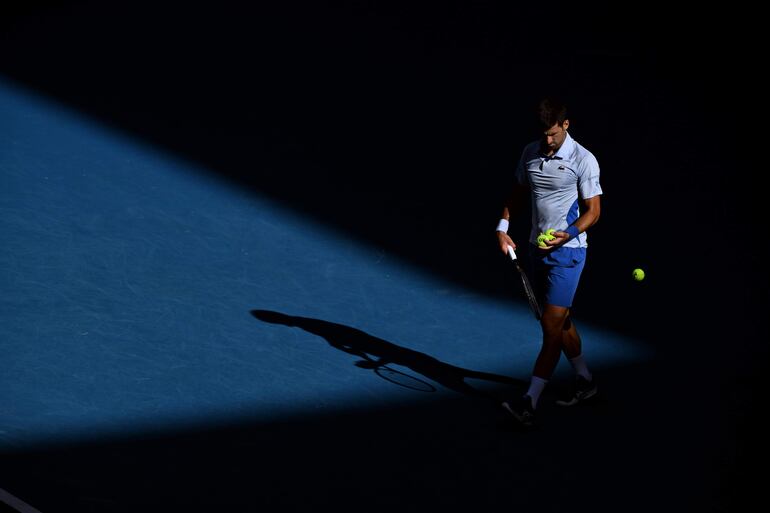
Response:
[372,364,436,392]
[251,309,526,400]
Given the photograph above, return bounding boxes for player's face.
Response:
[542,121,569,152]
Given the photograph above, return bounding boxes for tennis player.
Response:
[495,97,602,427]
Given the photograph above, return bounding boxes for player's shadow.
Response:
[251,309,525,401]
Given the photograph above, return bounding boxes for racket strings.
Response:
[508,248,542,320]
[519,272,542,320]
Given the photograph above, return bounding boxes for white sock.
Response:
[526,376,548,408]
[569,354,593,381]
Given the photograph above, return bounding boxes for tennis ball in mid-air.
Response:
[632,268,645,281]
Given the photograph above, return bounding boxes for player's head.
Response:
[537,97,570,152]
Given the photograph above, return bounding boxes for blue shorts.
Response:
[528,244,587,308]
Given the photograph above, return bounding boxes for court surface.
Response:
[2,77,660,511]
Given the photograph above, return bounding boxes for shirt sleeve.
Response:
[577,153,602,199]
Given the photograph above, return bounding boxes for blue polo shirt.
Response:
[514,132,602,249]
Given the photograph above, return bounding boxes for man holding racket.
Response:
[496,97,602,427]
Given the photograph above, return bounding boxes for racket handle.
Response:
[507,245,517,261]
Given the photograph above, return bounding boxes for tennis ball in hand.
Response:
[632,268,645,281]
[536,233,548,247]
[545,228,556,238]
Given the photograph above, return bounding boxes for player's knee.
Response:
[541,307,568,331]
[541,320,563,339]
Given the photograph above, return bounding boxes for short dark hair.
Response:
[538,97,568,128]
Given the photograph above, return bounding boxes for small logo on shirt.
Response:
[558,166,565,170]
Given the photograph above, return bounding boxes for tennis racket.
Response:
[507,245,542,321]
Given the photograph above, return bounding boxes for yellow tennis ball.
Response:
[536,233,548,247]
[545,228,556,238]
[632,268,645,281]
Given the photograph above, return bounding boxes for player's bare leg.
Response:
[501,305,567,425]
[533,304,570,380]
[560,314,582,359]
[556,313,597,406]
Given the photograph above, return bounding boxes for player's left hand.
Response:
[545,230,571,248]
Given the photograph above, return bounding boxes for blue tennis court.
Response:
[1,77,657,507]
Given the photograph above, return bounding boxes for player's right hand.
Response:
[497,231,515,254]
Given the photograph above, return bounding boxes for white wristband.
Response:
[496,218,509,233]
